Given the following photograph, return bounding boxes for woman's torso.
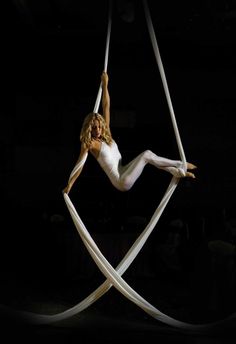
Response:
[89,139,122,185]
[89,139,102,159]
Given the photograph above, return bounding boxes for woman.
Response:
[63,72,196,194]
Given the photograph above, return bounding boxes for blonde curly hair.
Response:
[80,112,113,148]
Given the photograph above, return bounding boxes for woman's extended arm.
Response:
[101,72,110,128]
[63,144,88,194]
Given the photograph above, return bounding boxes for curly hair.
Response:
[80,112,113,148]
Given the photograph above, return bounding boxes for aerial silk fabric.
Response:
[2,0,235,333]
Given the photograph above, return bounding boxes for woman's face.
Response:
[91,119,102,139]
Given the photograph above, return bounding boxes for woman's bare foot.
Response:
[168,167,196,179]
[185,171,196,179]
[187,163,197,170]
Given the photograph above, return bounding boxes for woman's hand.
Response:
[63,184,71,194]
[101,71,108,86]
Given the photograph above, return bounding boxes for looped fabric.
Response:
[3,0,235,332]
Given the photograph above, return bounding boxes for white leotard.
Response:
[97,140,123,190]
[96,140,184,191]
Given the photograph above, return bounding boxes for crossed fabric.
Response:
[2,0,236,333]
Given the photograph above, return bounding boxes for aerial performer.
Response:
[63,71,197,195]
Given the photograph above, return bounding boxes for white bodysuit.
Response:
[96,140,184,191]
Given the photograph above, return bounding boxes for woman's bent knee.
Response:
[119,177,133,191]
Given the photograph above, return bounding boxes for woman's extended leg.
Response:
[119,150,195,190]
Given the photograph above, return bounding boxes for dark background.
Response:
[1,0,236,338]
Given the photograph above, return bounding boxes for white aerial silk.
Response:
[2,0,236,333]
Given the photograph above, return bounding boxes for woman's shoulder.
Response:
[111,139,118,147]
[80,142,89,153]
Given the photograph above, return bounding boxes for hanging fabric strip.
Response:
[142,0,186,168]
[93,0,112,114]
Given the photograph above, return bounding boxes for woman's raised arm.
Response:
[101,71,110,129]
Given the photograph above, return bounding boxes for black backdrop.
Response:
[1,0,236,338]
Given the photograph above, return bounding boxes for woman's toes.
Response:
[186,172,196,179]
[187,163,197,170]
